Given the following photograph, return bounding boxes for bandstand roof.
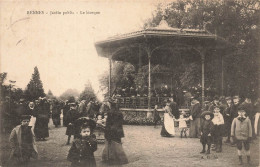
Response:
[95,19,234,65]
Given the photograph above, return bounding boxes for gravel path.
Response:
[1,123,259,167]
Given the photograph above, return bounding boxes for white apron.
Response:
[164,113,175,136]
[254,113,260,134]
[29,116,36,130]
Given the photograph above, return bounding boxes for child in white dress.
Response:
[175,114,189,138]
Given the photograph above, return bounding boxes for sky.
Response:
[0,0,168,100]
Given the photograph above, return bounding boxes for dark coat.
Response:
[223,103,233,124]
[169,101,179,119]
[240,102,255,120]
[105,112,124,142]
[200,120,214,145]
[36,101,50,119]
[9,125,38,160]
[52,104,61,126]
[190,103,202,119]
[26,106,37,117]
[213,124,225,138]
[14,103,27,125]
[67,135,97,167]
[34,102,50,138]
[52,104,61,116]
[63,104,70,126]
[86,102,96,118]
[223,103,233,136]
[15,103,26,116]
[1,101,15,131]
[231,103,240,121]
[66,109,79,136]
[153,109,161,122]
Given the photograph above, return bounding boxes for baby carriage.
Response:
[93,121,105,143]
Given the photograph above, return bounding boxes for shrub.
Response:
[122,111,162,125]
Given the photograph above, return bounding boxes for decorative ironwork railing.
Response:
[115,96,174,109]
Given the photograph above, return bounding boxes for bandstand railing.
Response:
[115,96,173,109]
[116,96,191,116]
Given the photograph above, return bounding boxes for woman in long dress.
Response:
[34,98,50,140]
[161,101,176,137]
[102,98,128,165]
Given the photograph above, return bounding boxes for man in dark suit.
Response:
[189,98,202,138]
[223,96,233,143]
[231,96,241,121]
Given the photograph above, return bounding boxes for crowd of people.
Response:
[114,84,183,103]
[3,96,129,167]
[1,93,260,166]
[1,97,52,140]
[158,95,260,165]
[0,97,101,135]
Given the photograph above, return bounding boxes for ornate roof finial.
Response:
[155,5,172,30]
[157,17,170,29]
[153,2,177,30]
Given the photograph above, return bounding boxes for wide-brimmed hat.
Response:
[75,117,96,130]
[201,111,214,119]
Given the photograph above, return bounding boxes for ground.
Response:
[0,122,259,167]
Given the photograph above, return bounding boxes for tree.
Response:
[79,80,97,102]
[12,88,24,102]
[59,89,80,101]
[0,72,7,85]
[0,72,8,100]
[47,90,53,96]
[46,89,56,100]
[145,0,260,99]
[24,66,45,101]
[0,73,25,102]
[98,0,259,99]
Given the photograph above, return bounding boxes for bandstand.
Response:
[95,18,234,115]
